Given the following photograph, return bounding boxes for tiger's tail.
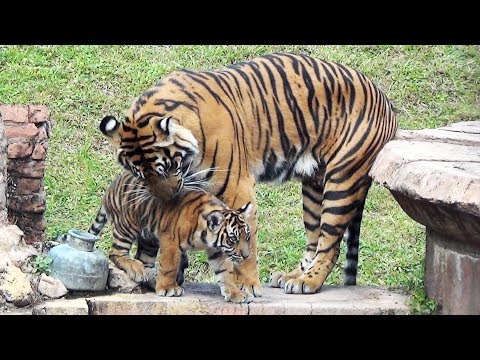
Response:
[88,205,109,237]
[54,205,108,244]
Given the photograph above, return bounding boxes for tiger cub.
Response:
[90,170,253,303]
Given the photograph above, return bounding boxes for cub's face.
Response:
[203,203,253,264]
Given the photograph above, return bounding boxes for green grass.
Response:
[1,45,479,314]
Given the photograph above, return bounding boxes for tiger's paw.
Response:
[284,277,320,294]
[235,274,262,297]
[270,269,302,289]
[156,284,184,297]
[117,258,148,283]
[238,281,262,298]
[222,287,254,303]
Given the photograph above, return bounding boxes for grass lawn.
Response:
[1,45,478,313]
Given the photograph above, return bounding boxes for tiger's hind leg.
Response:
[284,168,372,294]
[135,233,158,268]
[109,226,148,283]
[271,171,325,289]
[343,178,371,285]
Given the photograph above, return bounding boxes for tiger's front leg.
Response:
[155,236,184,297]
[270,175,324,289]
[222,181,262,297]
[206,249,253,303]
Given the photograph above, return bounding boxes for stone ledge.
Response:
[370,121,480,244]
[32,298,88,315]
[26,283,409,315]
[87,283,408,315]
[371,121,480,217]
[369,120,480,314]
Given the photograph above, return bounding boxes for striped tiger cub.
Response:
[100,52,398,296]
[90,169,254,302]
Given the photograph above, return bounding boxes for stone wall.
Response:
[0,113,7,226]
[0,105,51,244]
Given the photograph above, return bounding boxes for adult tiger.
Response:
[100,52,398,296]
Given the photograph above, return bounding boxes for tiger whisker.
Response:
[123,189,150,194]
[183,186,207,194]
[184,180,210,186]
[124,194,150,205]
[120,183,147,189]
[184,167,229,179]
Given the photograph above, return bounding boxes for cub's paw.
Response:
[284,277,319,294]
[119,258,148,283]
[236,278,262,297]
[222,287,254,304]
[155,284,184,297]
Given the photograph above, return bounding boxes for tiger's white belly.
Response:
[252,153,319,183]
[293,153,318,177]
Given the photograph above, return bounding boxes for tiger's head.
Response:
[202,203,253,264]
[99,113,198,181]
[144,167,185,202]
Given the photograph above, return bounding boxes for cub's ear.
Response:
[100,116,122,145]
[206,211,225,232]
[237,202,253,221]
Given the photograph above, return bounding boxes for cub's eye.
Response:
[229,235,237,243]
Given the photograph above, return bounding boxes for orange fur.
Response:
[100,52,397,295]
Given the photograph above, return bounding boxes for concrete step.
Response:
[32,283,409,315]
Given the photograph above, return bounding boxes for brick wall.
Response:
[0,113,7,226]
[0,105,52,243]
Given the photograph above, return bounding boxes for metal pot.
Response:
[47,229,108,291]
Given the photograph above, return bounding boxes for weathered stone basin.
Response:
[370,121,480,314]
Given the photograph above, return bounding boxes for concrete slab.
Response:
[87,283,409,315]
[32,298,88,315]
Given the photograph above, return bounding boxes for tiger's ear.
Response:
[156,116,200,155]
[100,116,122,146]
[154,116,179,147]
[206,211,224,232]
[237,202,253,221]
[155,116,176,136]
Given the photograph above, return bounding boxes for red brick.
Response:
[0,116,6,226]
[16,178,42,194]
[25,232,45,244]
[28,105,49,124]
[7,142,33,159]
[0,105,29,123]
[16,218,47,233]
[31,144,47,160]
[5,123,39,139]
[8,193,45,213]
[8,213,46,232]
[7,160,45,178]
